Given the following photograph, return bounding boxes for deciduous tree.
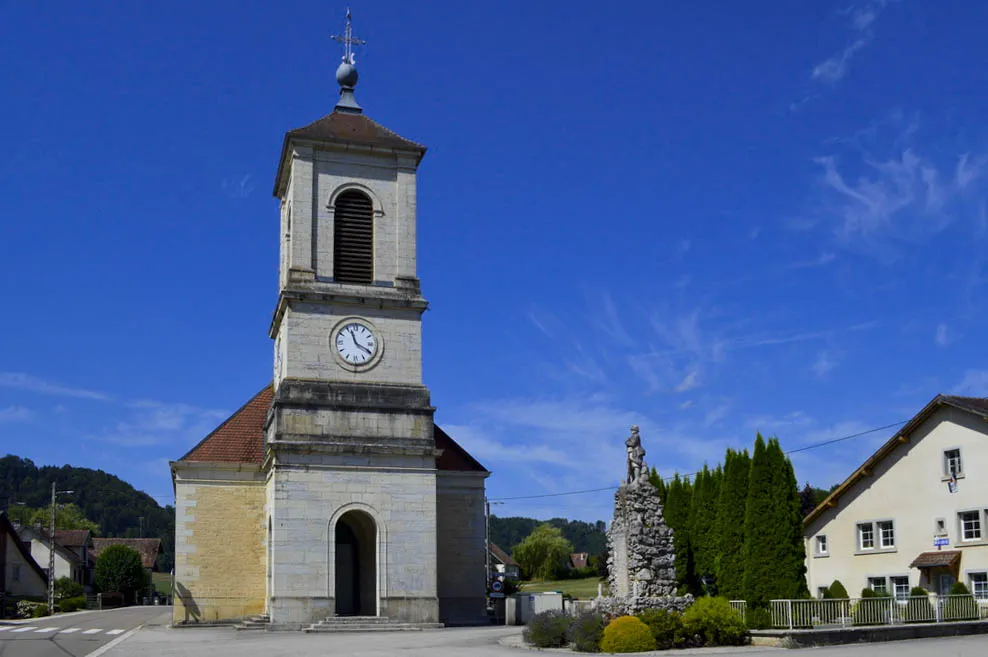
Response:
[512,523,574,581]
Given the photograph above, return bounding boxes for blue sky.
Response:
[2,1,987,523]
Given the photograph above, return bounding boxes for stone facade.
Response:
[436,471,489,626]
[173,464,267,623]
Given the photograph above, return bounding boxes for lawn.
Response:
[151,572,171,597]
[518,576,607,599]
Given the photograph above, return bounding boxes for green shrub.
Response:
[819,586,832,599]
[827,580,849,599]
[950,582,971,595]
[680,597,748,647]
[943,584,979,621]
[95,545,147,603]
[523,610,572,648]
[568,611,606,652]
[902,588,934,623]
[57,596,86,613]
[54,576,84,601]
[852,596,896,626]
[600,616,657,653]
[637,608,683,649]
[744,606,772,629]
[860,588,878,599]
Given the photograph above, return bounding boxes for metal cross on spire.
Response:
[331,9,365,65]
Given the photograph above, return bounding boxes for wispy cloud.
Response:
[222,174,255,199]
[675,368,701,393]
[0,372,112,401]
[935,323,953,347]
[0,405,33,423]
[89,400,228,448]
[811,350,838,377]
[811,1,894,86]
[953,370,988,397]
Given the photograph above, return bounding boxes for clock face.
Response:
[335,322,378,365]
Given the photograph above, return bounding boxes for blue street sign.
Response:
[934,537,949,547]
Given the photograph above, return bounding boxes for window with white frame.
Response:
[970,572,988,600]
[877,520,895,549]
[944,448,963,477]
[959,511,982,541]
[816,534,828,555]
[890,576,910,601]
[858,522,875,550]
[868,576,888,595]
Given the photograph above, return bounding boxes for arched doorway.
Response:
[334,510,377,616]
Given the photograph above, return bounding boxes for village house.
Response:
[489,543,521,580]
[804,394,988,600]
[1,512,48,600]
[17,526,93,587]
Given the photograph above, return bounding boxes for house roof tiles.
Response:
[489,543,517,567]
[910,550,961,569]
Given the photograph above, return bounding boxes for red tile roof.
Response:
[287,112,426,154]
[51,529,91,549]
[91,538,162,569]
[178,384,487,473]
[489,543,518,567]
[179,385,272,463]
[910,550,961,569]
[570,552,590,569]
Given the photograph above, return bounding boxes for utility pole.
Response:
[47,483,73,616]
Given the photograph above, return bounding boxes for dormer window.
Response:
[333,190,373,284]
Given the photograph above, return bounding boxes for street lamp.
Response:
[48,483,74,616]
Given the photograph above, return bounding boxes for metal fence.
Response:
[729,599,746,621]
[770,595,988,629]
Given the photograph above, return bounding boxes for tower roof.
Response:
[273,112,427,197]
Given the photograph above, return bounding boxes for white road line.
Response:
[60,627,81,633]
[35,627,59,632]
[12,627,37,632]
[82,628,102,634]
[105,629,126,635]
[0,627,12,632]
[86,624,143,657]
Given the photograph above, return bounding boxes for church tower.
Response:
[171,12,488,630]
[265,16,437,626]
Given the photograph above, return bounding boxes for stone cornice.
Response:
[269,287,428,338]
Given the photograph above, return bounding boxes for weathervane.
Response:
[331,9,365,66]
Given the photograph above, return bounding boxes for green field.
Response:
[151,572,171,597]
[518,577,607,599]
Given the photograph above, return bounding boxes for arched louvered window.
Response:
[333,190,373,284]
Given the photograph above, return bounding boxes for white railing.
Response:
[769,595,988,629]
[729,599,746,621]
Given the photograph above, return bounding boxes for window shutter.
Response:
[333,191,373,283]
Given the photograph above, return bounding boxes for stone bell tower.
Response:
[265,11,440,626]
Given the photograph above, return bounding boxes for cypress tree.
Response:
[690,464,720,591]
[664,474,697,593]
[649,466,667,503]
[770,442,808,599]
[742,433,774,606]
[715,448,750,600]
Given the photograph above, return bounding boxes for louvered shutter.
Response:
[333,191,373,283]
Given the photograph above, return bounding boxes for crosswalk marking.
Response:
[35,627,58,633]
[82,628,102,634]
[12,627,36,633]
[60,628,81,633]
[0,625,131,638]
[0,627,11,632]
[106,629,126,635]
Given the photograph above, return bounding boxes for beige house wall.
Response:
[172,463,267,624]
[4,533,47,598]
[804,406,988,597]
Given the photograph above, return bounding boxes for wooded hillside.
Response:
[0,455,174,570]
[490,516,607,556]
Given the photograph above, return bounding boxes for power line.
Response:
[488,418,908,503]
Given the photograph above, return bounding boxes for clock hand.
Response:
[349,327,372,355]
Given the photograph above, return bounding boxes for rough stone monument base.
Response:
[593,595,693,617]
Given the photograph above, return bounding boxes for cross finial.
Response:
[331,8,366,66]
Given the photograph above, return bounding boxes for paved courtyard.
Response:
[100,622,988,657]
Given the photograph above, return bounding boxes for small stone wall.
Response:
[593,595,693,617]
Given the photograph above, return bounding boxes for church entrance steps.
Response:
[233,614,270,631]
[303,616,444,633]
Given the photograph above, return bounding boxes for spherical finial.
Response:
[336,62,358,89]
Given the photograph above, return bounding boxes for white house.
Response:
[1,512,47,599]
[804,395,988,601]
[17,526,91,586]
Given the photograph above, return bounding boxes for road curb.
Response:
[85,624,144,657]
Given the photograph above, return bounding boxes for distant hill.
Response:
[0,455,174,571]
[491,516,607,556]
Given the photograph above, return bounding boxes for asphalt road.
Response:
[0,606,169,657]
